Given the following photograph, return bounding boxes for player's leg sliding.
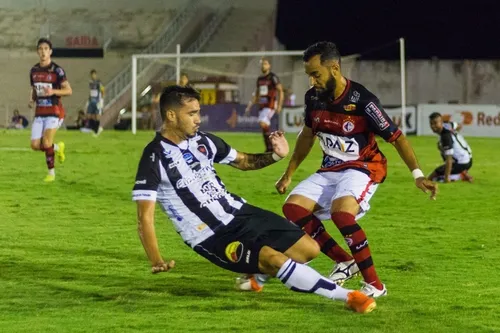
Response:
[235,273,269,292]
[258,244,376,314]
[331,212,387,298]
[282,203,359,285]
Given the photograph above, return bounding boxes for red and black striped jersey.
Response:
[30,62,67,117]
[304,79,402,183]
[256,72,279,109]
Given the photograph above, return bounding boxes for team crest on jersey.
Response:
[343,104,356,111]
[197,144,208,156]
[47,74,52,81]
[225,241,244,263]
[342,120,355,133]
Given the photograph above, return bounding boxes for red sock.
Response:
[283,203,352,263]
[261,126,272,152]
[44,145,55,170]
[331,211,383,290]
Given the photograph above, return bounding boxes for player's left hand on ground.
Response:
[269,131,289,158]
[151,260,175,274]
[415,177,438,200]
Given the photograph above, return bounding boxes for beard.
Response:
[316,74,336,100]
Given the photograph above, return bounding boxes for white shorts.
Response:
[258,107,275,126]
[31,116,64,140]
[287,169,379,221]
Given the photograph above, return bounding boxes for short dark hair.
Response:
[429,112,442,120]
[90,69,97,75]
[37,38,52,49]
[159,85,200,121]
[303,41,341,65]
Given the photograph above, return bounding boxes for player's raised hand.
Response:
[269,131,289,159]
[151,260,175,274]
[275,173,292,194]
[415,177,438,200]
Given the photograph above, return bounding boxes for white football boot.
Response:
[235,274,269,292]
[360,281,388,298]
[328,259,360,286]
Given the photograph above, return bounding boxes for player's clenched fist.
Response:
[151,260,175,274]
[275,173,292,194]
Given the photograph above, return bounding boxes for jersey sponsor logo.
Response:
[183,152,194,164]
[317,132,360,162]
[365,102,390,130]
[350,90,360,103]
[322,155,344,168]
[167,204,183,222]
[225,241,244,263]
[355,239,368,251]
[343,104,356,111]
[56,67,65,77]
[342,120,355,133]
[200,181,226,208]
[175,165,213,189]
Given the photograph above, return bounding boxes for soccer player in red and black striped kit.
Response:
[29,38,72,182]
[276,41,438,297]
[245,58,284,152]
[239,42,438,298]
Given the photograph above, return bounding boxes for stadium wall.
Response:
[290,59,500,106]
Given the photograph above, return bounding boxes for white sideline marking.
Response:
[0,147,31,151]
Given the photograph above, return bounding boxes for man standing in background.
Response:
[245,58,284,152]
[86,69,105,136]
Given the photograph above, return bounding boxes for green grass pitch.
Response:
[0,130,499,333]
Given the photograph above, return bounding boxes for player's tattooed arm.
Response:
[230,152,277,171]
[229,131,288,171]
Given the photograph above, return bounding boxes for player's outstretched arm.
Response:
[275,126,316,194]
[136,200,175,273]
[391,135,438,200]
[230,131,289,171]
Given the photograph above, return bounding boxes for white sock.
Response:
[277,258,350,301]
[53,143,59,151]
[48,168,55,176]
[449,174,462,181]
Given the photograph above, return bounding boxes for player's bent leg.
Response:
[284,194,354,266]
[257,245,376,314]
[330,196,387,298]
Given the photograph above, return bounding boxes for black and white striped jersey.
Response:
[438,122,472,164]
[132,132,246,246]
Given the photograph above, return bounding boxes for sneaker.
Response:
[43,174,55,182]
[360,281,387,298]
[328,259,360,286]
[235,274,264,292]
[57,141,65,163]
[346,291,376,314]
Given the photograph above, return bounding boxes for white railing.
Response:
[160,0,233,82]
[104,0,201,109]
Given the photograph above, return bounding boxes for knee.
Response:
[31,141,40,151]
[42,138,52,148]
[258,246,287,277]
[282,202,310,222]
[302,237,321,261]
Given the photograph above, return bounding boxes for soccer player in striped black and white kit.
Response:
[428,112,473,182]
[132,85,376,313]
